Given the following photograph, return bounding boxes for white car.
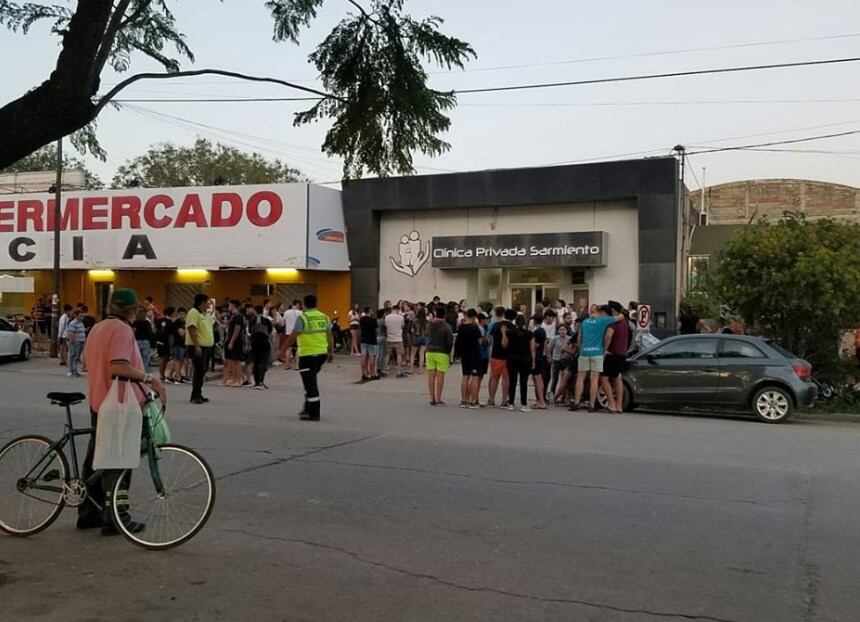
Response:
[0,317,32,360]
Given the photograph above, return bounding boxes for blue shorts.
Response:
[174,346,187,361]
[361,343,379,357]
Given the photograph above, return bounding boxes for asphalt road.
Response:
[1,356,859,622]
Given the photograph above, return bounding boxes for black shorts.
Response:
[225,345,244,361]
[156,343,171,359]
[601,354,626,379]
[461,356,482,376]
[531,359,546,376]
[565,357,578,374]
[476,359,489,376]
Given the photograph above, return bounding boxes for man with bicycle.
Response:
[78,289,167,535]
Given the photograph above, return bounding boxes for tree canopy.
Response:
[708,213,860,370]
[0,143,102,189]
[112,139,305,188]
[0,0,475,178]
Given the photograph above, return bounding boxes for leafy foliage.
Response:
[0,1,474,178]
[708,213,860,370]
[111,138,306,188]
[272,0,476,178]
[0,143,102,188]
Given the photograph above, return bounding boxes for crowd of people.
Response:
[348,297,641,413]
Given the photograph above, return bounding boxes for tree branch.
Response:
[345,0,379,24]
[94,68,340,114]
[92,0,134,77]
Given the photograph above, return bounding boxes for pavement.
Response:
[1,355,860,621]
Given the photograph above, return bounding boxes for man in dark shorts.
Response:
[487,307,515,407]
[224,300,245,387]
[155,306,175,382]
[600,300,630,413]
[358,306,379,381]
[531,321,549,409]
[454,308,483,408]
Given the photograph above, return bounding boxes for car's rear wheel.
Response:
[18,341,31,361]
[752,386,793,423]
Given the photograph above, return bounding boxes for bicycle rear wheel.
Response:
[0,435,68,536]
[112,443,215,550]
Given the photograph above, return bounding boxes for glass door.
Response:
[95,282,114,320]
[510,286,534,317]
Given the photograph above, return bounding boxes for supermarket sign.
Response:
[0,183,348,271]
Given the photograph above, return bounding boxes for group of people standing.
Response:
[352,297,638,413]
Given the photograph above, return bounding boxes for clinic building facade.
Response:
[343,157,688,336]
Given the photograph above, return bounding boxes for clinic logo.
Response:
[316,228,345,243]
[390,230,430,278]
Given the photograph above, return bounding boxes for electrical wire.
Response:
[685,129,860,155]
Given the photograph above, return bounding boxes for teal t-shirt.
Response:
[580,316,616,357]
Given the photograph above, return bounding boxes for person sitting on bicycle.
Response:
[77,289,167,535]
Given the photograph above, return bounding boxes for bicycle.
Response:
[0,389,216,550]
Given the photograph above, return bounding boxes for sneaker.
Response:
[568,403,581,412]
[459,401,468,408]
[506,404,515,411]
[254,384,265,390]
[67,372,73,377]
[190,396,206,405]
[519,405,532,412]
[299,413,320,421]
[241,380,252,387]
[487,399,496,407]
[76,515,103,530]
[102,512,145,536]
[468,403,480,409]
[500,401,510,409]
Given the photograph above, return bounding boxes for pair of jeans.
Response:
[298,354,327,419]
[190,346,211,399]
[550,361,563,395]
[506,358,530,406]
[69,341,83,375]
[251,336,271,386]
[137,339,151,373]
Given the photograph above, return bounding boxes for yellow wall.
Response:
[18,269,351,320]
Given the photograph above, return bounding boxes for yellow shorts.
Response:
[425,352,450,372]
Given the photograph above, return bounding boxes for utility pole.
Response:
[50,138,62,358]
[701,166,707,224]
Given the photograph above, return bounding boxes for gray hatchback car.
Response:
[621,334,817,423]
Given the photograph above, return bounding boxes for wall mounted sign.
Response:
[431,232,608,268]
[390,230,430,278]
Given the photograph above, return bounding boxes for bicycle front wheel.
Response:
[112,443,215,550]
[0,435,68,536]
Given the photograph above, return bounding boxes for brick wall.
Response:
[690,179,859,223]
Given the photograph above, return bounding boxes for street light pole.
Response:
[50,138,62,358]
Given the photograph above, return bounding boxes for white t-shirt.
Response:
[384,312,405,343]
[57,313,70,343]
[541,320,557,340]
[284,308,302,334]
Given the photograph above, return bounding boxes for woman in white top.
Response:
[348,304,361,356]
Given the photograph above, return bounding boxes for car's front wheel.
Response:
[18,341,31,361]
[752,386,793,423]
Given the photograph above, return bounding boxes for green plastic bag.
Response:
[142,398,171,449]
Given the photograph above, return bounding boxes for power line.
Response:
[685,129,860,155]
[114,96,321,103]
[109,56,860,103]
[454,56,860,95]
[433,32,860,74]
[458,98,860,108]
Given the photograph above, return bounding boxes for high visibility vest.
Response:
[297,309,329,357]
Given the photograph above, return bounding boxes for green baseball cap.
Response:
[110,288,139,310]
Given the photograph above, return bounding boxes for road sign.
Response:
[637,304,652,330]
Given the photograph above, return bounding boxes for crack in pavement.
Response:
[295,458,780,507]
[220,527,739,622]
[794,473,819,622]
[215,433,384,481]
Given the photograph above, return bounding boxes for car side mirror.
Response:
[646,354,657,365]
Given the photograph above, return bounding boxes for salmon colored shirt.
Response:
[83,318,145,413]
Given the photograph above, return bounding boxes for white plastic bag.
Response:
[93,379,142,470]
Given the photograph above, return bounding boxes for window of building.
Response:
[687,256,710,292]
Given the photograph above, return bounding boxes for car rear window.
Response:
[764,341,796,359]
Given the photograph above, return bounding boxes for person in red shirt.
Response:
[600,301,630,413]
[77,289,166,535]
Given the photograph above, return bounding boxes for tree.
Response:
[0,1,475,178]
[708,213,860,370]
[112,139,306,188]
[0,143,102,188]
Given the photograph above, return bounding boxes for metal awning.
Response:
[0,275,35,293]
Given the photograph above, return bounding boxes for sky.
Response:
[2,0,860,189]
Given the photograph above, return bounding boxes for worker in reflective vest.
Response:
[284,294,334,421]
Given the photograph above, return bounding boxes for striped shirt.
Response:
[67,319,87,344]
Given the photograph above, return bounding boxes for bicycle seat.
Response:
[47,392,86,406]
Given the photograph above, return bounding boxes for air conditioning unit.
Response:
[698,212,708,226]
